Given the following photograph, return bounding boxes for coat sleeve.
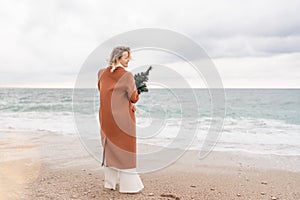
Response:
[97,69,105,91]
[126,72,139,103]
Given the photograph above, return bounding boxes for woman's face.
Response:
[119,51,130,67]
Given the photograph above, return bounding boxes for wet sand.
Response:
[0,129,300,199]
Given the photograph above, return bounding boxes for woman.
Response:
[97,46,144,193]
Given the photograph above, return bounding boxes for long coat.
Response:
[97,66,139,169]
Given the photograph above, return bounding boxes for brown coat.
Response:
[97,66,139,169]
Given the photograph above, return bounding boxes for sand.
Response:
[0,129,300,200]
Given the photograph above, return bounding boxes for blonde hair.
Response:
[108,46,131,73]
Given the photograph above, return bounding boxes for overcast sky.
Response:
[0,0,299,88]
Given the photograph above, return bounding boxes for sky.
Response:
[0,0,299,88]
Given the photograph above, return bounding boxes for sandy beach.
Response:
[1,129,300,200]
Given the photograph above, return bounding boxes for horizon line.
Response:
[0,86,299,89]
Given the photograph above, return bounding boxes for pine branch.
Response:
[134,66,152,94]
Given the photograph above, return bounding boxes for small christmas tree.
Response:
[134,66,152,94]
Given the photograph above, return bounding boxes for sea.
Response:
[0,88,299,156]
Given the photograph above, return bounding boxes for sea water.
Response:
[0,88,299,156]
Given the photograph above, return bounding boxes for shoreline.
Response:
[0,129,300,199]
[1,128,299,170]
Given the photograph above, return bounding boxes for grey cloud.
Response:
[0,0,299,87]
[199,35,300,58]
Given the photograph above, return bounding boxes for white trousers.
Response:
[103,166,144,193]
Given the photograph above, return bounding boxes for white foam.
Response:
[1,111,299,156]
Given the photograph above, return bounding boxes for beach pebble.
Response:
[260,192,266,195]
[261,181,268,185]
[190,185,196,188]
[271,196,277,200]
[210,188,215,191]
[237,193,241,197]
[160,193,180,199]
[36,194,44,197]
[148,193,154,196]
